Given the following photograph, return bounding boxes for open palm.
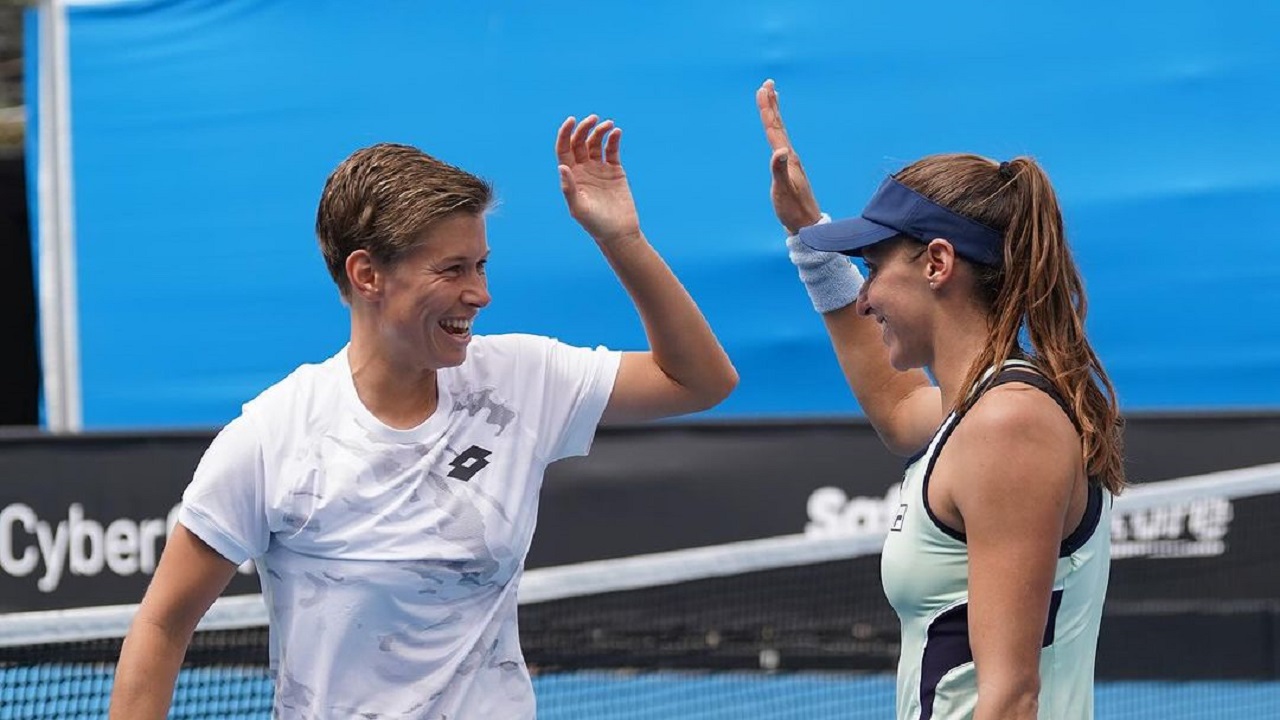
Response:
[556,115,641,243]
[756,79,822,235]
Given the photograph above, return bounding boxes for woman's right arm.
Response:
[818,304,943,455]
[109,524,240,720]
[756,79,941,454]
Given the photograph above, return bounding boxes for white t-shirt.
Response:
[179,333,621,720]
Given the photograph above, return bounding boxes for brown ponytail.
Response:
[895,154,1125,493]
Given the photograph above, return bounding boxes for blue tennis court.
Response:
[4,666,1278,719]
[536,673,1279,719]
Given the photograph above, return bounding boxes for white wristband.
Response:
[787,214,864,313]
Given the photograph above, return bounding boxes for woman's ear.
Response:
[923,238,958,290]
[346,249,380,301]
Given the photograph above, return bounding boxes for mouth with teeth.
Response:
[439,318,473,338]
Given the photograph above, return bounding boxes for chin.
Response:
[887,347,924,373]
[423,346,469,370]
[439,350,469,368]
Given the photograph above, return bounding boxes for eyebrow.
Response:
[435,252,490,264]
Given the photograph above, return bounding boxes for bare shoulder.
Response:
[945,383,1080,511]
[960,382,1077,448]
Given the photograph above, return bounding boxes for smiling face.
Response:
[856,238,935,371]
[370,212,491,370]
[316,143,493,302]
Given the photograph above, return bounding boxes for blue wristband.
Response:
[787,215,864,314]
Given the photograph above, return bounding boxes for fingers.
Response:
[585,119,615,162]
[754,82,769,113]
[569,115,599,164]
[756,78,791,151]
[555,117,576,166]
[559,115,623,167]
[763,78,781,124]
[604,127,622,165]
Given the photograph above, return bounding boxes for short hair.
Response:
[315,143,493,298]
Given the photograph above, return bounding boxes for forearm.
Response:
[595,231,737,400]
[109,619,191,720]
[974,682,1039,720]
[786,226,935,453]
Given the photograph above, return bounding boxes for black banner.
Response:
[1,414,1279,613]
[0,432,260,612]
[534,414,1280,568]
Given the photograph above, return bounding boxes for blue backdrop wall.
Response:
[28,0,1280,428]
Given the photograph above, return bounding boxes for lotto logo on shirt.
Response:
[447,445,493,482]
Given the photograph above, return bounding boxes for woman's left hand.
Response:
[556,115,642,245]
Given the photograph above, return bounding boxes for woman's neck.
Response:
[347,335,439,430]
[929,306,993,412]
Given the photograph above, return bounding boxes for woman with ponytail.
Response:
[757,79,1122,720]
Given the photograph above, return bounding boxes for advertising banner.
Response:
[2,414,1279,612]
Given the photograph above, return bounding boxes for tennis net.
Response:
[3,463,1279,718]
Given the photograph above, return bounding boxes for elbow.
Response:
[715,365,741,404]
[699,365,739,411]
[677,365,739,414]
[876,427,924,458]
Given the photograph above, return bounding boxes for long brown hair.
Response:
[895,154,1125,493]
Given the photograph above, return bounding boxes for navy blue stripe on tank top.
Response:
[919,366,1104,557]
[918,590,1065,720]
[992,369,1079,432]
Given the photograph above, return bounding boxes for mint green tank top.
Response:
[880,361,1112,719]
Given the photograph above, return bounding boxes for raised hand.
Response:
[556,115,641,245]
[756,79,822,235]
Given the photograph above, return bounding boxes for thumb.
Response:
[770,148,791,182]
[558,165,576,198]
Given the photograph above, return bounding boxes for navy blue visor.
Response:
[798,177,1004,267]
